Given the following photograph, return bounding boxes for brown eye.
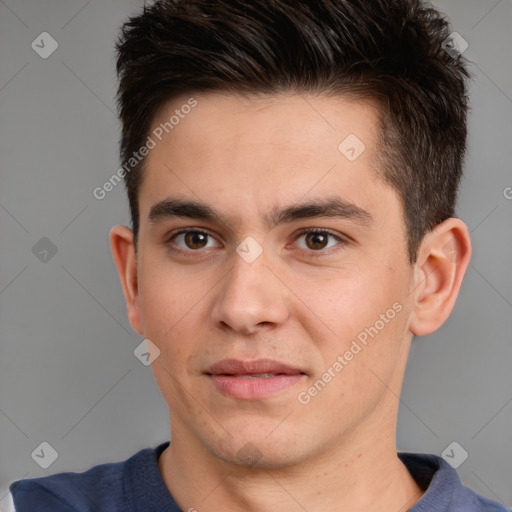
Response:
[183,231,208,249]
[305,232,329,250]
[294,229,346,255]
[169,230,220,252]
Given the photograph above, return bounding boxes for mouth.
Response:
[206,359,307,399]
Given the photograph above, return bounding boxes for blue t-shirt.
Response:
[10,442,508,511]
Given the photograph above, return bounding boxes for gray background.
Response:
[0,0,511,510]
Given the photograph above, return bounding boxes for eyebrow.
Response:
[148,196,373,230]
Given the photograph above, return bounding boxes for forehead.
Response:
[148,91,381,160]
[138,91,398,230]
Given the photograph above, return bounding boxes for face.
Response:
[129,92,418,467]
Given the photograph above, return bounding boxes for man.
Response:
[9,0,508,510]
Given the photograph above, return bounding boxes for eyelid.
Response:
[293,227,345,239]
[167,226,216,239]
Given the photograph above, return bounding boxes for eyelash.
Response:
[165,227,348,257]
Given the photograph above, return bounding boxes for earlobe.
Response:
[109,225,143,335]
[409,218,472,336]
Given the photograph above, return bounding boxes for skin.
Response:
[110,92,471,512]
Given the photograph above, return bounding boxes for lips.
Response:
[206,359,306,399]
[206,358,305,377]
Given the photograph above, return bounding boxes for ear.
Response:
[409,218,472,336]
[109,225,143,336]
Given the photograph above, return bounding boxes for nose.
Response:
[211,246,290,335]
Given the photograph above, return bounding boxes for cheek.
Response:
[294,266,400,332]
[137,262,204,358]
[300,263,409,372]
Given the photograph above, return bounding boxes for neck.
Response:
[158,416,424,512]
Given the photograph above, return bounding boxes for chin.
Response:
[205,426,310,469]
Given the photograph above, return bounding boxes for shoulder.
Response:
[399,452,508,512]
[9,442,169,512]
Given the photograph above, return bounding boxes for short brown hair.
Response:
[115,0,470,262]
